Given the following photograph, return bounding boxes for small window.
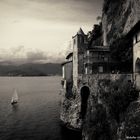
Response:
[99,66,103,73]
[104,57,108,61]
[73,39,76,45]
[92,66,98,74]
[102,55,105,60]
[85,67,88,74]
[98,52,105,60]
[87,50,90,56]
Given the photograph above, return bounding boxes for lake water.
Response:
[0,76,81,140]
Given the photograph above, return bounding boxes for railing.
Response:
[84,56,109,63]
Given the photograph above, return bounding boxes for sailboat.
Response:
[11,89,18,105]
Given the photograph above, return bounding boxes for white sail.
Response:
[11,89,18,104]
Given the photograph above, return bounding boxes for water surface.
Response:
[0,76,81,140]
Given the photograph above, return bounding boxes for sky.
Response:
[0,0,103,64]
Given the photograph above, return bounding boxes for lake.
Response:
[0,76,81,140]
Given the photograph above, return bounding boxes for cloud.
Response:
[0,44,67,64]
[0,46,48,64]
[26,50,47,63]
[11,45,25,55]
[0,0,103,65]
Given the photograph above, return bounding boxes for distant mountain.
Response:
[0,63,62,76]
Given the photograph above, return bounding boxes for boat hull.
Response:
[11,101,18,105]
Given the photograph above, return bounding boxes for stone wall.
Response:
[73,35,78,88]
[64,61,73,83]
[133,42,140,90]
[60,74,133,132]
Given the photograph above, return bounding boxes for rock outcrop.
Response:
[60,88,82,130]
[102,0,140,45]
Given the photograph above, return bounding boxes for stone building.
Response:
[61,24,111,93]
[84,46,110,74]
[60,24,117,129]
[60,22,134,131]
[61,52,73,97]
[128,21,140,89]
[72,28,88,89]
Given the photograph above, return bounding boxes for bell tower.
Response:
[72,28,87,88]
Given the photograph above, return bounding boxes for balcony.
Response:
[84,56,109,64]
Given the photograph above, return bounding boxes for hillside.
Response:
[0,63,62,76]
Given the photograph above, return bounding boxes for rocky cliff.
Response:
[82,75,139,140]
[60,74,139,140]
[102,0,140,45]
[60,87,82,130]
[60,1,140,140]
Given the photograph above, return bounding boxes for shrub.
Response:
[84,104,111,140]
[65,81,73,99]
[99,78,139,123]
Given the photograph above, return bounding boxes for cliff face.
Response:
[60,74,139,140]
[102,0,140,45]
[60,88,82,130]
[82,75,139,140]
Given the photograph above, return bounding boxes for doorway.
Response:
[80,86,90,119]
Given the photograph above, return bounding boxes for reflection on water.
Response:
[0,76,81,140]
[11,104,19,112]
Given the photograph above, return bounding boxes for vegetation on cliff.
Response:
[83,77,139,140]
[124,101,140,137]
[99,77,139,123]
[83,104,111,140]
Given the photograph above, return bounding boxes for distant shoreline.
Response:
[0,75,61,77]
[0,63,62,76]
